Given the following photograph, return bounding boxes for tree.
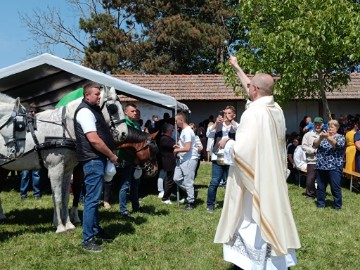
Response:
[22,0,240,74]
[80,0,239,74]
[19,0,94,63]
[223,0,360,119]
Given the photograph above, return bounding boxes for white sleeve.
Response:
[76,108,97,133]
[206,125,215,138]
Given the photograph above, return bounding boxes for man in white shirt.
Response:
[206,106,238,213]
[173,112,198,210]
[301,116,323,199]
[74,82,118,252]
[294,145,307,172]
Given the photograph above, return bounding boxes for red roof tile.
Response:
[114,74,360,101]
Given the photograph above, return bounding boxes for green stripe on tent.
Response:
[55,88,84,108]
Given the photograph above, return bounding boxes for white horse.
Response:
[0,87,128,233]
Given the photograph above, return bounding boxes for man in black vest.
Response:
[74,82,118,252]
[206,105,238,213]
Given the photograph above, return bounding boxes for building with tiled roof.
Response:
[115,74,360,133]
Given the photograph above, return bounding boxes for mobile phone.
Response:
[322,125,328,131]
[219,111,224,117]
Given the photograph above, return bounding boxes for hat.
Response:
[314,117,324,123]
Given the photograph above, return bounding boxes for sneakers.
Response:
[103,202,111,209]
[158,191,164,198]
[179,198,186,204]
[82,237,102,252]
[207,206,215,213]
[162,199,172,205]
[95,230,113,243]
[183,203,195,211]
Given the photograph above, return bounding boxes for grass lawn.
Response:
[1,162,360,270]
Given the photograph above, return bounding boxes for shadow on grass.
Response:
[1,208,54,225]
[0,208,56,242]
[195,184,208,189]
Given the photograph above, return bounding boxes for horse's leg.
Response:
[70,164,83,224]
[0,168,9,220]
[48,160,67,233]
[62,168,75,231]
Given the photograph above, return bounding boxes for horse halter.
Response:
[0,102,27,160]
[100,89,126,139]
[137,137,159,173]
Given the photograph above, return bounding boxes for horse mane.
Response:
[125,126,149,143]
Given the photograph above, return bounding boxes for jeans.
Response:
[82,158,106,244]
[20,169,41,198]
[118,165,139,213]
[174,159,197,204]
[207,161,229,208]
[316,168,342,209]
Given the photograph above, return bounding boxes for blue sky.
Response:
[0,1,74,68]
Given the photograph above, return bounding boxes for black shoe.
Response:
[207,206,214,213]
[183,203,195,211]
[82,237,102,252]
[95,230,113,243]
[21,195,27,201]
[120,211,132,218]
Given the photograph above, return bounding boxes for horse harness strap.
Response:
[26,106,76,168]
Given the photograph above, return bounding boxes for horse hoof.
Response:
[65,222,76,231]
[55,225,67,233]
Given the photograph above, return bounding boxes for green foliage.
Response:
[223,0,360,108]
[1,164,360,269]
[80,0,239,74]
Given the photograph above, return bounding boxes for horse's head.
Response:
[0,95,27,160]
[118,127,158,178]
[100,87,128,144]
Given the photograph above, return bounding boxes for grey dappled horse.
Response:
[0,87,127,233]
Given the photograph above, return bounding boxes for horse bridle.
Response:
[118,136,157,173]
[0,102,27,160]
[136,137,158,172]
[100,88,126,139]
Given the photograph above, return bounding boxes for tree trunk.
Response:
[317,71,331,121]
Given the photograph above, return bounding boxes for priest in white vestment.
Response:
[214,55,301,270]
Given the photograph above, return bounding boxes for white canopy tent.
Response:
[0,53,189,112]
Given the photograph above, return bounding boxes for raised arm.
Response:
[229,55,250,96]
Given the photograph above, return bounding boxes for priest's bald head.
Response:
[248,73,274,101]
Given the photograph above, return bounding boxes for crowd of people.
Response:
[12,57,360,269]
[287,113,360,210]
